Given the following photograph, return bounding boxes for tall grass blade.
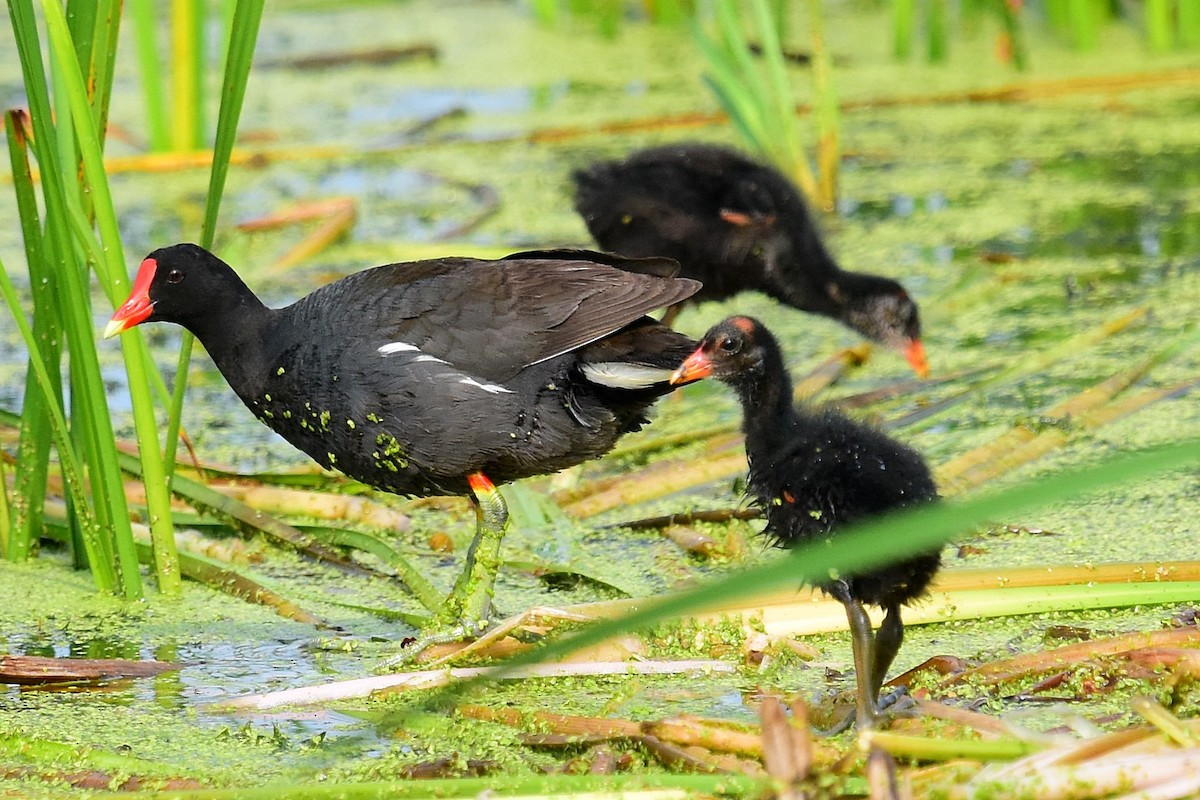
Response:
[170,0,203,149]
[0,455,8,556]
[1144,0,1172,51]
[998,0,1028,70]
[163,0,267,475]
[1067,0,1100,50]
[0,255,112,592]
[752,0,804,185]
[71,0,122,146]
[927,0,948,61]
[128,0,171,150]
[38,0,149,598]
[893,0,915,59]
[4,111,59,562]
[807,0,838,210]
[1180,0,1200,47]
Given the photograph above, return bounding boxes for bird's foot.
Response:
[876,685,915,716]
[807,686,914,737]
[379,605,591,670]
[379,615,498,670]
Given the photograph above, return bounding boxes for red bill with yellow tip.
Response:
[905,339,930,379]
[104,258,158,338]
[670,347,713,385]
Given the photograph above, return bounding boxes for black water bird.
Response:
[106,243,701,639]
[671,315,941,729]
[573,142,929,376]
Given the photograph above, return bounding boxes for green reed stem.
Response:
[927,0,948,61]
[8,0,108,575]
[4,112,57,562]
[40,0,155,597]
[0,456,8,557]
[893,0,915,58]
[170,0,201,149]
[129,0,171,150]
[39,0,186,594]
[753,0,804,185]
[164,0,266,476]
[74,0,122,147]
[1066,0,1100,50]
[0,255,111,592]
[998,0,1028,70]
[863,730,1041,761]
[1144,0,1172,51]
[1180,0,1200,47]
[808,0,839,210]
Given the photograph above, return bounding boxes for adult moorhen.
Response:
[106,243,702,641]
[671,316,941,730]
[573,143,929,377]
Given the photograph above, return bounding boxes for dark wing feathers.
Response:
[503,248,683,279]
[309,251,699,382]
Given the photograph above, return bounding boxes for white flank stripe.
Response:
[378,341,420,356]
[460,377,513,395]
[582,362,671,390]
[413,354,449,364]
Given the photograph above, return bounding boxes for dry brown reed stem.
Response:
[643,718,764,759]
[210,482,409,529]
[460,704,642,738]
[937,374,1196,495]
[960,748,1200,800]
[659,525,721,555]
[233,197,357,276]
[1131,697,1200,748]
[866,746,905,800]
[890,306,1147,431]
[637,736,762,775]
[792,344,870,402]
[941,627,1200,688]
[0,655,180,685]
[912,699,1011,737]
[935,356,1159,493]
[554,430,744,507]
[760,697,812,799]
[560,451,748,519]
[461,704,818,776]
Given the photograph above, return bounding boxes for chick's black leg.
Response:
[829,579,882,731]
[872,604,905,696]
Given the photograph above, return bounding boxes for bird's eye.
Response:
[166,269,184,284]
[718,336,740,353]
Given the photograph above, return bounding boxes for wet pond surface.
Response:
[2,0,1200,791]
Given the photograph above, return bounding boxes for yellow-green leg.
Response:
[442,471,508,627]
[383,472,508,668]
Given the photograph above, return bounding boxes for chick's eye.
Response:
[718,336,740,353]
[166,269,184,284]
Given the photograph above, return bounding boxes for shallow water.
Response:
[1,0,1200,789]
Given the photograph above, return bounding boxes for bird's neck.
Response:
[182,294,279,397]
[771,226,846,315]
[732,352,797,446]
